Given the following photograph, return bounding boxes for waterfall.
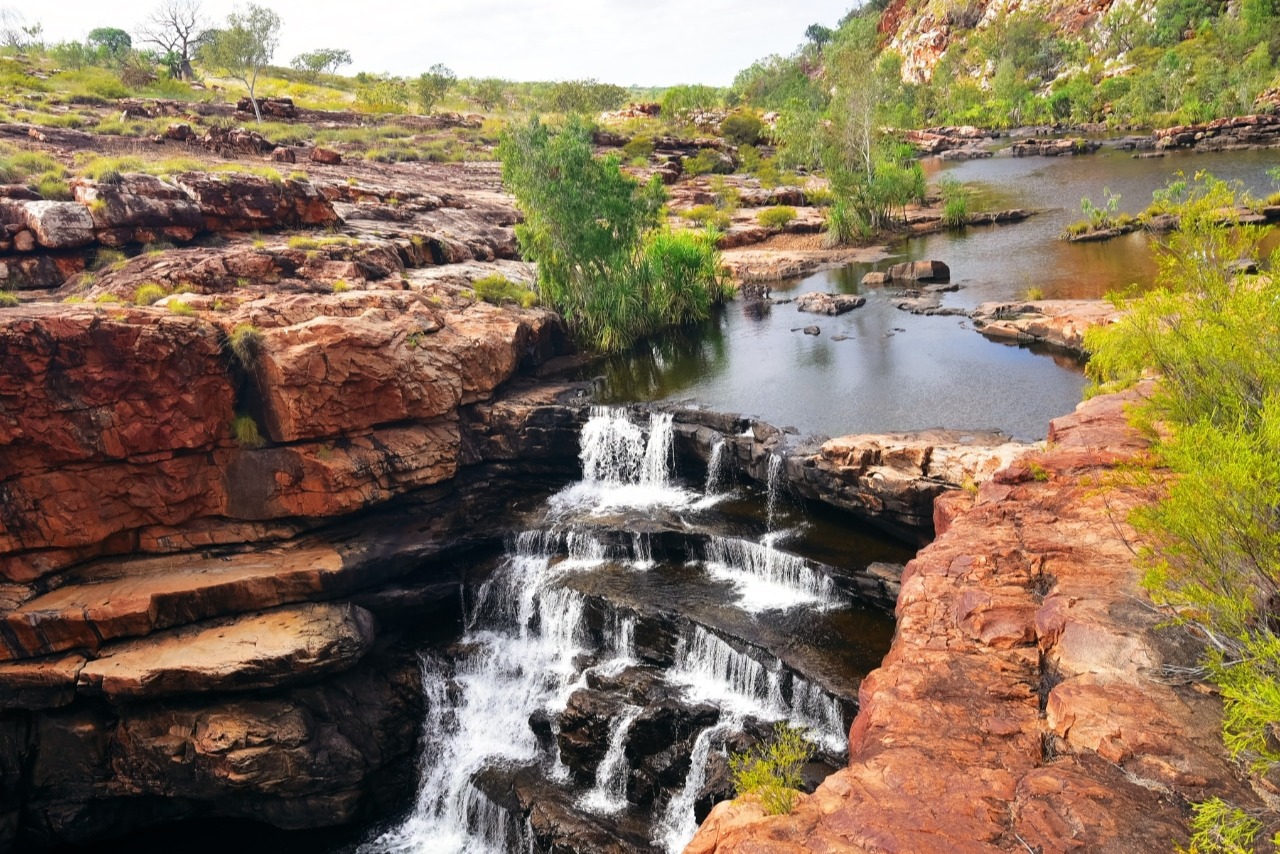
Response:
[630,532,655,570]
[669,626,846,749]
[704,437,730,495]
[579,706,643,815]
[610,612,637,662]
[360,535,587,854]
[765,453,787,530]
[552,408,695,514]
[702,535,840,612]
[653,719,740,854]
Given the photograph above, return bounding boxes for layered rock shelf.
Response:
[686,388,1252,853]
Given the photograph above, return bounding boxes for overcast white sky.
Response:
[33,1,856,86]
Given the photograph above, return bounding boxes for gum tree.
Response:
[200,4,281,123]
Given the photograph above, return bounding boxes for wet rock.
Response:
[886,259,949,283]
[861,271,889,285]
[970,299,1121,355]
[801,325,820,336]
[626,699,720,806]
[1009,137,1100,157]
[557,688,624,780]
[794,292,865,316]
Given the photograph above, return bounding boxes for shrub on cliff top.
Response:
[133,283,168,305]
[729,722,814,816]
[757,206,797,229]
[228,323,264,370]
[472,274,537,308]
[1085,174,1280,852]
[721,111,765,146]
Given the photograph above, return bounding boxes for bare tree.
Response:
[138,0,206,80]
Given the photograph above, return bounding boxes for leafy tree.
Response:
[542,79,627,114]
[416,63,455,113]
[87,28,132,61]
[138,0,207,80]
[498,116,727,352]
[659,83,722,118]
[290,47,350,80]
[199,4,281,123]
[472,77,506,111]
[355,76,409,113]
[805,23,834,47]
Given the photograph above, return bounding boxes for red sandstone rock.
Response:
[686,388,1255,854]
[309,146,342,165]
[971,299,1122,355]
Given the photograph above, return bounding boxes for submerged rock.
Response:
[794,292,865,316]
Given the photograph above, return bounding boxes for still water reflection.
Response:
[590,146,1279,441]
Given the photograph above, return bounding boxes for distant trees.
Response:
[200,4,281,122]
[290,47,351,81]
[86,28,132,61]
[472,77,505,111]
[138,0,207,80]
[541,79,627,114]
[416,63,455,112]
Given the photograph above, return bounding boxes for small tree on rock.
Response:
[417,63,456,113]
[138,0,207,80]
[290,47,351,81]
[200,4,281,123]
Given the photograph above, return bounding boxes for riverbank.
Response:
[685,385,1256,853]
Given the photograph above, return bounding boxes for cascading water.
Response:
[702,535,839,612]
[364,410,878,854]
[703,438,730,495]
[765,453,787,530]
[579,706,643,815]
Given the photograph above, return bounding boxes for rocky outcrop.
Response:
[970,299,1121,355]
[794,292,865,315]
[1009,137,1101,157]
[1154,113,1280,151]
[685,388,1256,853]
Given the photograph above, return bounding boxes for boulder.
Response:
[794,292,865,316]
[272,146,298,163]
[0,200,94,249]
[886,259,949,283]
[71,174,204,245]
[163,122,195,141]
[310,147,342,165]
[861,271,890,286]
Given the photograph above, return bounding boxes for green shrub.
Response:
[231,414,266,449]
[228,323,264,370]
[78,155,146,181]
[729,723,814,816]
[169,301,195,316]
[683,149,728,177]
[93,248,128,271]
[757,206,797,228]
[34,172,72,201]
[805,187,834,207]
[133,283,168,306]
[1023,286,1045,301]
[331,279,351,293]
[472,274,537,308]
[939,175,970,228]
[287,235,321,250]
[721,111,765,146]
[622,135,654,160]
[93,293,122,304]
[0,291,18,307]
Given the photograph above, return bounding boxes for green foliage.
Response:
[938,175,969,228]
[472,78,506,111]
[1023,286,1045,301]
[540,79,627,114]
[0,291,18,307]
[729,723,815,816]
[133,283,168,306]
[200,4,282,122]
[472,273,537,308]
[1086,176,1280,829]
[498,116,727,352]
[231,414,266,449]
[417,64,456,113]
[34,172,71,200]
[682,149,730,177]
[757,206,797,228]
[287,235,320,250]
[289,47,351,81]
[685,204,731,229]
[622,135,654,161]
[1183,798,1266,854]
[720,111,765,146]
[331,279,350,293]
[228,323,264,370]
[659,84,723,117]
[169,300,195,316]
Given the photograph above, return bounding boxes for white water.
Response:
[551,408,697,514]
[630,532,655,570]
[654,719,740,854]
[361,536,586,854]
[765,453,787,530]
[579,706,643,815]
[669,627,847,752]
[702,535,840,613]
[704,438,730,495]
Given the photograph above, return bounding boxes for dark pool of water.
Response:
[590,146,1279,441]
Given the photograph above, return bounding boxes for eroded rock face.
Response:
[684,388,1255,854]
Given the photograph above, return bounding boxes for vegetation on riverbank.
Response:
[1085,174,1280,852]
[498,116,729,353]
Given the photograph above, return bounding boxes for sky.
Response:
[31,1,856,87]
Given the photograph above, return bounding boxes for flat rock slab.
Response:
[970,299,1121,355]
[0,546,350,660]
[0,652,85,710]
[77,602,375,701]
[795,292,866,316]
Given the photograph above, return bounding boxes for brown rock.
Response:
[163,122,195,141]
[271,146,297,163]
[887,259,949,282]
[77,602,376,701]
[970,299,1121,356]
[0,200,94,248]
[309,147,342,165]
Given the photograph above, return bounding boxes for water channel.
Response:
[357,145,1278,853]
